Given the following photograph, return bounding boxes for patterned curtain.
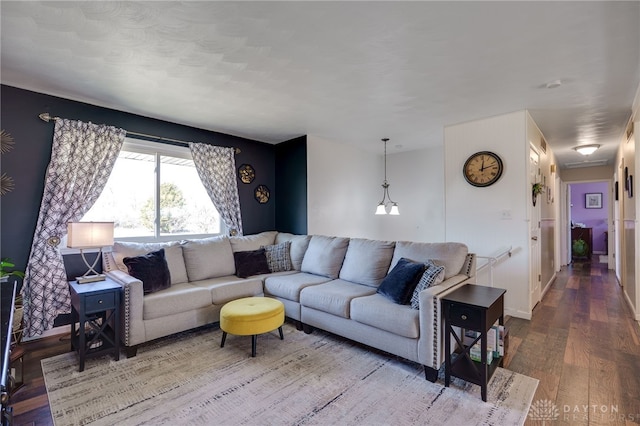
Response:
[22,119,126,338]
[189,143,243,236]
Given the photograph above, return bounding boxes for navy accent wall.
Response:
[0,85,279,272]
[275,136,307,234]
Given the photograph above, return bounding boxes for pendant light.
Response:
[375,138,399,215]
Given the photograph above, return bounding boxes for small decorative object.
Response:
[585,193,602,209]
[0,173,15,195]
[238,164,255,184]
[531,182,544,206]
[463,151,504,187]
[0,129,16,195]
[254,184,270,204]
[375,138,399,215]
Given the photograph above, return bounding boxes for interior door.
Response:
[529,147,542,309]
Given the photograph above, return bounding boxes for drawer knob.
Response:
[461,314,467,320]
[98,300,103,304]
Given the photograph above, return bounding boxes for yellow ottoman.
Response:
[220,297,285,357]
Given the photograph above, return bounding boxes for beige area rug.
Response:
[42,323,538,425]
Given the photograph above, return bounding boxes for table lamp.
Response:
[67,222,114,283]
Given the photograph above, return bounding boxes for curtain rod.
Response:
[38,112,241,154]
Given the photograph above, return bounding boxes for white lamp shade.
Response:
[375,204,387,215]
[67,222,114,248]
[389,204,400,215]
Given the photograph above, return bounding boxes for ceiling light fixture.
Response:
[545,79,562,89]
[375,138,399,215]
[573,144,600,156]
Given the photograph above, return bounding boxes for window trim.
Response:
[77,137,225,247]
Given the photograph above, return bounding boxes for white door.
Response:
[529,147,542,309]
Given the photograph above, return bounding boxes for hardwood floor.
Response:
[7,259,640,425]
[507,260,640,425]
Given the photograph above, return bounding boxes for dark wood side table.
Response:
[442,284,506,402]
[69,278,121,372]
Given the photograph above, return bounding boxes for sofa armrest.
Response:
[106,270,146,347]
[417,274,470,369]
[461,253,476,278]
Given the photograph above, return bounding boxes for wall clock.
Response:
[254,184,270,204]
[238,164,255,184]
[463,151,504,187]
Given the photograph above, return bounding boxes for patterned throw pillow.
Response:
[410,260,446,309]
[261,241,292,273]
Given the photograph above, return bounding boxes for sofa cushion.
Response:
[275,233,311,271]
[143,283,213,320]
[301,235,349,279]
[111,241,188,285]
[264,272,331,302]
[123,248,171,294]
[262,241,292,272]
[233,249,271,278]
[377,258,425,305]
[390,241,468,279]
[229,231,278,252]
[300,280,376,318]
[190,276,265,305]
[181,236,235,281]
[339,238,395,287]
[410,260,446,309]
[351,294,420,339]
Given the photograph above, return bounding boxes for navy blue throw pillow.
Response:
[123,248,171,294]
[377,258,426,305]
[234,248,271,278]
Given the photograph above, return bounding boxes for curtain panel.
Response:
[189,143,243,236]
[22,119,125,338]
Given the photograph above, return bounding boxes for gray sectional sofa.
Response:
[104,231,475,381]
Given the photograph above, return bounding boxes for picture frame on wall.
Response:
[585,193,602,209]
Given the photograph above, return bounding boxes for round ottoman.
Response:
[220,297,285,357]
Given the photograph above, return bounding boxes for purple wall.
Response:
[570,182,609,253]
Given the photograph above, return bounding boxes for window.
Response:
[82,138,223,241]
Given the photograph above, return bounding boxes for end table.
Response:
[69,278,121,372]
[442,284,506,401]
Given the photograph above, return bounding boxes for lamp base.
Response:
[76,274,106,284]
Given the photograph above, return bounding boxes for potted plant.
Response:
[532,183,544,206]
[1,258,25,344]
[0,258,24,282]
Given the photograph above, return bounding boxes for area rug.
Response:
[42,323,538,425]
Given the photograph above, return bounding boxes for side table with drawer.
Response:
[442,284,506,402]
[69,278,121,372]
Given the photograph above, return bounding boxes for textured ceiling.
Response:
[2,1,639,168]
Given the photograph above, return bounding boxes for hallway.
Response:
[506,259,640,425]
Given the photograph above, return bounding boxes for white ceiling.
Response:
[2,1,639,168]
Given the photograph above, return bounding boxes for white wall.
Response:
[306,135,380,238]
[444,111,532,319]
[306,135,446,241]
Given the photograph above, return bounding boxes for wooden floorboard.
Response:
[6,259,640,425]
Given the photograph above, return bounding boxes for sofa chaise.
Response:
[104,231,475,381]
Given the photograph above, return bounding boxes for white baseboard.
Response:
[22,324,70,342]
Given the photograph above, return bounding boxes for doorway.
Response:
[567,181,611,265]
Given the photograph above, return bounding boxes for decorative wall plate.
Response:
[238,164,255,184]
[254,184,270,204]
